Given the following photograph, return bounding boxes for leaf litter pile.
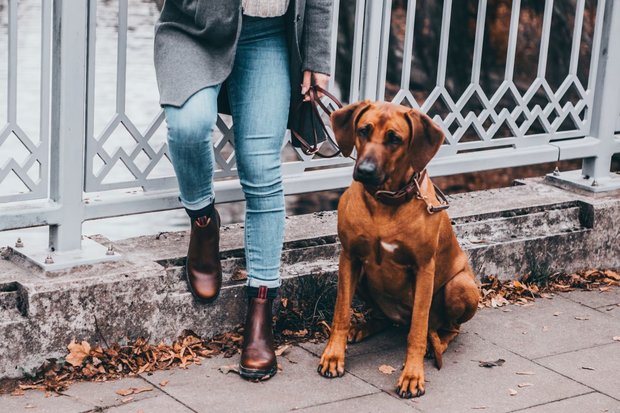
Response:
[479,269,620,308]
[3,268,619,395]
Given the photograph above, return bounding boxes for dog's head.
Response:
[331,101,444,186]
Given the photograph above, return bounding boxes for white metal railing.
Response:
[1,0,619,265]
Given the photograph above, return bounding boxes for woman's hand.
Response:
[301,70,330,101]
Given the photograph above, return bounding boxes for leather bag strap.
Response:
[290,85,345,159]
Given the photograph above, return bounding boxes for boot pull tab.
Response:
[258,286,268,299]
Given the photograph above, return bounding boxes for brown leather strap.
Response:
[367,170,450,213]
[373,172,421,206]
[290,85,345,158]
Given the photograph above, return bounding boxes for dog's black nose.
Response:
[356,160,377,177]
[354,160,382,184]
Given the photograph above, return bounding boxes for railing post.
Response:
[547,0,620,192]
[580,0,620,185]
[359,0,385,101]
[49,0,88,252]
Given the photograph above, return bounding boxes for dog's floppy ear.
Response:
[330,100,372,157]
[405,109,445,172]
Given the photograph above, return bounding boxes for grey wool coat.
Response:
[154,0,333,131]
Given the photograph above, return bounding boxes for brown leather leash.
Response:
[290,85,346,158]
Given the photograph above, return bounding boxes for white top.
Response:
[242,0,290,17]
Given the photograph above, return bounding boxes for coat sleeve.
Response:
[302,0,333,75]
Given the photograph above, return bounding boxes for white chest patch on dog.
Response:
[380,241,398,253]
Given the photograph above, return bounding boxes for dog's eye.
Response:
[386,131,402,146]
[357,125,371,139]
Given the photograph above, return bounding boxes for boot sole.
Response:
[238,364,278,381]
[184,260,220,304]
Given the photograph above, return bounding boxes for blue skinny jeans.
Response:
[163,16,290,289]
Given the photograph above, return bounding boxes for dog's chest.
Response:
[349,235,411,267]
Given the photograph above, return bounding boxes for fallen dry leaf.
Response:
[10,388,25,397]
[518,382,534,388]
[159,380,169,387]
[132,387,153,395]
[516,371,535,376]
[19,384,45,391]
[120,396,134,403]
[66,340,91,367]
[219,364,240,375]
[574,316,590,321]
[478,358,505,368]
[509,388,518,396]
[582,366,595,371]
[603,270,620,281]
[115,388,134,397]
[378,364,396,375]
[612,336,620,342]
[230,269,248,282]
[275,344,291,357]
[282,329,308,337]
[553,311,562,316]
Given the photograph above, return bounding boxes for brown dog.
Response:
[317,101,480,398]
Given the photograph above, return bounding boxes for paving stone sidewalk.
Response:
[2,289,620,413]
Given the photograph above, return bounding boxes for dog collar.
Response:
[366,170,450,213]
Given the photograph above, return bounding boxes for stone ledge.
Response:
[0,178,618,378]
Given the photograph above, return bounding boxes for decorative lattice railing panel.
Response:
[84,0,353,194]
[382,0,603,160]
[0,0,51,203]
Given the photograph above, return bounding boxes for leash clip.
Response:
[412,172,447,215]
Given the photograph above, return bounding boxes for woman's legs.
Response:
[164,85,223,302]
[164,85,221,215]
[227,16,291,289]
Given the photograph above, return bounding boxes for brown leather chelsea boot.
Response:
[239,286,278,380]
[185,207,222,303]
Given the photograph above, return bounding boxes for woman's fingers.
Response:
[312,72,330,94]
[302,71,331,101]
[301,71,312,101]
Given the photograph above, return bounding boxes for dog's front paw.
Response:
[396,364,425,398]
[318,340,346,378]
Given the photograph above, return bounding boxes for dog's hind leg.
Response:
[443,268,480,325]
[427,268,479,369]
